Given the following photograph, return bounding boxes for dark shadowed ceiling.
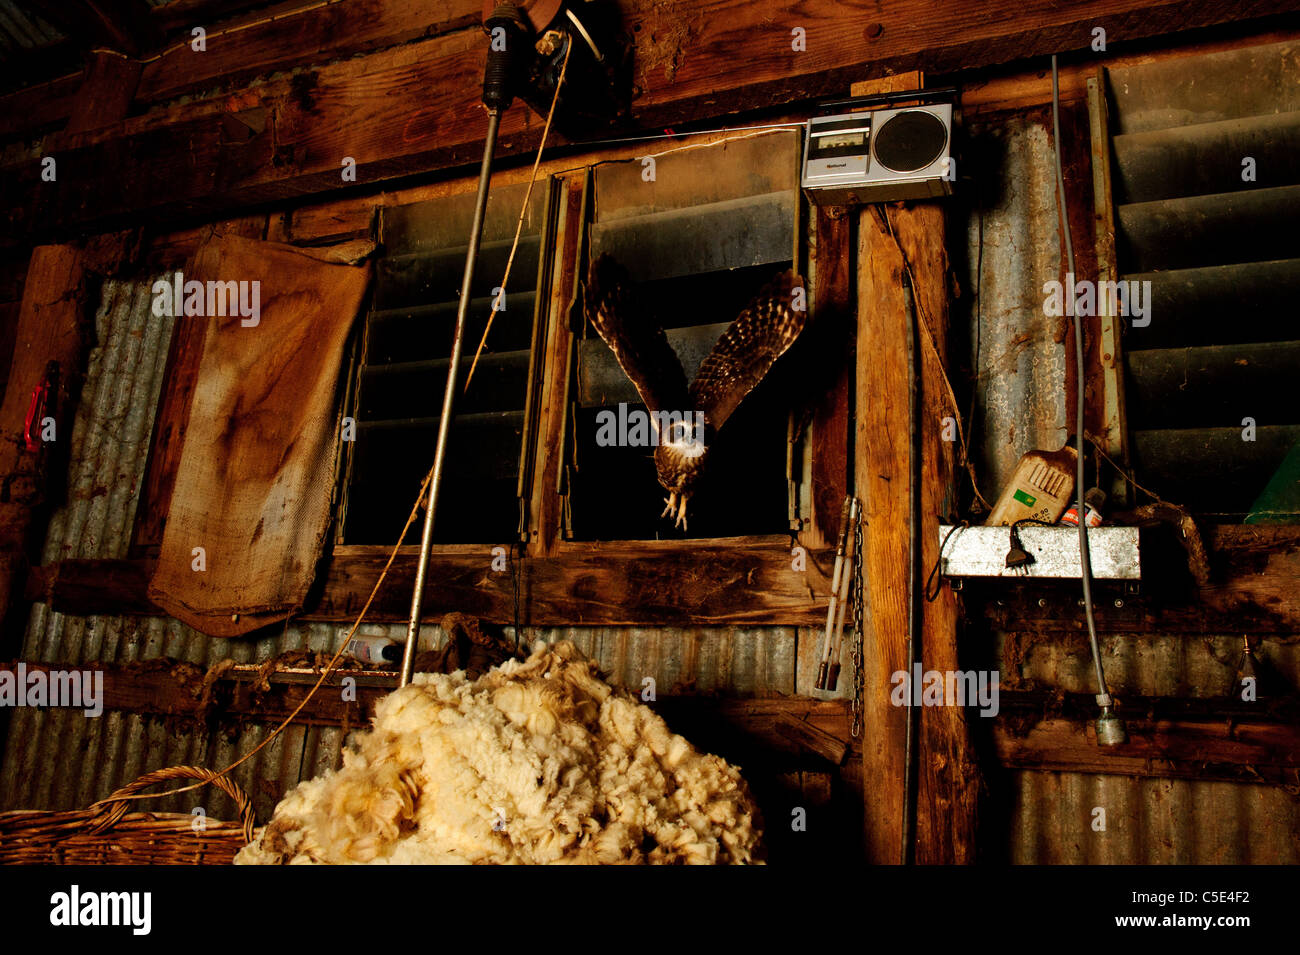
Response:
[0,0,281,93]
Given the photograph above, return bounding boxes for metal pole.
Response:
[400,107,503,687]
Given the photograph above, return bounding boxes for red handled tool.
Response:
[23,361,58,453]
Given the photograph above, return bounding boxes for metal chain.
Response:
[850,510,865,739]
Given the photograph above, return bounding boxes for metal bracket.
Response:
[938,524,1141,581]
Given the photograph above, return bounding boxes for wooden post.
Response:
[0,236,135,648]
[59,52,142,140]
[0,245,92,649]
[802,207,853,550]
[890,203,981,864]
[856,203,912,863]
[854,73,980,863]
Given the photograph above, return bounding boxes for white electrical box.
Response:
[802,103,954,205]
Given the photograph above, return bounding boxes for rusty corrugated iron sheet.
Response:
[1003,629,1300,863]
[0,2,61,55]
[0,279,365,822]
[963,112,1069,498]
[1009,771,1300,864]
[962,105,1300,862]
[532,626,794,695]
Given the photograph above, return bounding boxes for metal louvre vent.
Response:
[1109,40,1300,521]
[338,181,552,545]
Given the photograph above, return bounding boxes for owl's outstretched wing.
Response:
[585,253,690,415]
[689,269,806,430]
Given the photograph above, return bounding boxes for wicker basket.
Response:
[0,766,257,865]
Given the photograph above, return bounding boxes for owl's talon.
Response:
[660,491,688,531]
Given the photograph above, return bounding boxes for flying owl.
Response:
[584,253,807,530]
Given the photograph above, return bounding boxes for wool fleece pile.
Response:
[236,640,762,864]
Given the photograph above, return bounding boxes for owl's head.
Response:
[653,414,709,530]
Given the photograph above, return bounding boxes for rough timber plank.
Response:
[888,202,981,865]
[0,245,93,643]
[5,0,1300,240]
[995,717,1300,785]
[29,536,835,628]
[856,202,911,865]
[802,207,852,551]
[135,0,483,105]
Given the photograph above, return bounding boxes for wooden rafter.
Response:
[3,0,1300,243]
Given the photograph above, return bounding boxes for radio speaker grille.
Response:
[873,110,948,172]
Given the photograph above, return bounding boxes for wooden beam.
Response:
[800,206,852,550]
[774,712,850,764]
[151,0,286,34]
[995,717,1300,786]
[0,246,94,649]
[856,201,912,864]
[59,53,142,139]
[24,559,160,617]
[27,535,835,627]
[139,0,482,105]
[528,176,582,558]
[997,687,1300,724]
[0,658,857,763]
[888,202,982,864]
[0,73,83,141]
[5,660,1290,786]
[5,0,1299,241]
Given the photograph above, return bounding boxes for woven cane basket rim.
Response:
[0,765,258,866]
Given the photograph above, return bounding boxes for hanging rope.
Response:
[463,39,572,392]
[93,462,437,810]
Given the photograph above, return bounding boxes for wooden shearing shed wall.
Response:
[0,0,1298,868]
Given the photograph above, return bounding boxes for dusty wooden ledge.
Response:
[25,536,834,627]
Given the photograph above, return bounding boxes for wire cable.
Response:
[464,39,572,392]
[1050,54,1119,733]
[924,521,967,601]
[90,461,438,808]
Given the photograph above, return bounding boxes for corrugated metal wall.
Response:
[1006,630,1300,864]
[0,278,400,822]
[1009,772,1299,864]
[0,1,62,56]
[965,112,1068,497]
[532,626,803,696]
[0,275,836,824]
[963,106,1300,864]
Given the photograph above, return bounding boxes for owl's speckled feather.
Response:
[585,254,689,417]
[688,268,806,430]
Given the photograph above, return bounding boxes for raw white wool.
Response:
[236,640,763,864]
